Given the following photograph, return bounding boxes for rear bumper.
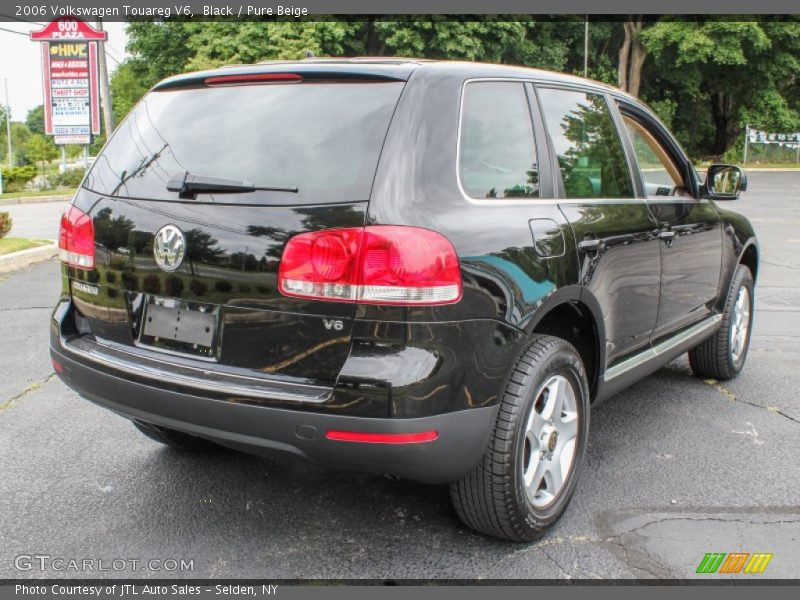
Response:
[50,302,498,484]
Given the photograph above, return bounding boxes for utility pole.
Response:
[584,17,589,78]
[743,124,749,166]
[4,82,11,168]
[94,19,115,139]
[4,79,12,168]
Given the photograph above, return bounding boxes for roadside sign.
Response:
[30,17,105,143]
[54,135,92,145]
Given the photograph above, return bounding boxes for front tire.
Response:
[450,335,590,542]
[689,264,754,380]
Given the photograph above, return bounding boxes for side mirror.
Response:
[704,163,746,200]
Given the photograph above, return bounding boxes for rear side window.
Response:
[537,88,634,199]
[83,81,405,203]
[459,82,539,199]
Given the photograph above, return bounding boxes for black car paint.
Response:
[50,60,758,483]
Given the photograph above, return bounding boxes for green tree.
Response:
[642,18,800,156]
[116,17,800,161]
[25,134,58,187]
[2,122,33,167]
[125,20,194,87]
[110,61,149,123]
[25,105,45,135]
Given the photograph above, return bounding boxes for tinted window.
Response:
[537,88,634,199]
[459,82,539,199]
[84,82,404,203]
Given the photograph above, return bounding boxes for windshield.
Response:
[84,81,405,204]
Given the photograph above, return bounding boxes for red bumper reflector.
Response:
[325,430,439,444]
[52,358,63,374]
[205,73,302,85]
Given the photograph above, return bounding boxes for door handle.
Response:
[659,230,676,246]
[578,239,602,253]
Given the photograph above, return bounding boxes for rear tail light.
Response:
[59,205,94,269]
[278,226,462,305]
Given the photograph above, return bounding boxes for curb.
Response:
[741,168,800,172]
[0,242,59,274]
[0,195,72,206]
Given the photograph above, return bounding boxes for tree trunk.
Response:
[711,92,731,156]
[619,17,647,97]
[628,32,647,97]
[618,24,631,90]
[366,18,381,56]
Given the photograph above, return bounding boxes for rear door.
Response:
[535,86,662,367]
[68,73,406,386]
[617,102,722,340]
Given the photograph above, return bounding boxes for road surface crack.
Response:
[0,374,56,414]
[704,379,800,424]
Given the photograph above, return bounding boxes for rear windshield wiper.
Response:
[167,171,298,196]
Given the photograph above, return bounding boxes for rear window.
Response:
[84,81,405,203]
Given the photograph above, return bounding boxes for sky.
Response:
[0,20,129,122]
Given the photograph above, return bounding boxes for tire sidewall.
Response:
[512,346,590,530]
[727,267,755,374]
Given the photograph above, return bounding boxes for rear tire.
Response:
[450,335,590,542]
[133,421,220,451]
[688,264,754,380]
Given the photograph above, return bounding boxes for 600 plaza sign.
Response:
[30,16,104,145]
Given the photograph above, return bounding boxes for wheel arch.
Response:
[739,241,759,283]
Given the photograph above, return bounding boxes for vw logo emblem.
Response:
[153,225,186,272]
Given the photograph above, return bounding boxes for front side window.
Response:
[537,88,634,199]
[459,82,539,199]
[622,115,686,197]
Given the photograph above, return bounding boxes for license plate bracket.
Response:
[139,296,220,358]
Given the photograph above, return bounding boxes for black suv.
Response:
[51,59,758,541]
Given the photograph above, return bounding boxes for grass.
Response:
[0,187,76,200]
[0,237,52,255]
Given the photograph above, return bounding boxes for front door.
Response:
[618,105,722,341]
[536,87,662,368]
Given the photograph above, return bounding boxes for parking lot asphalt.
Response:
[1,172,798,580]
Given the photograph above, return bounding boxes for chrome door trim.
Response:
[603,314,722,382]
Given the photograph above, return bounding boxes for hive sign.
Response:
[30,17,105,145]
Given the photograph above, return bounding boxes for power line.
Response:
[0,13,45,25]
[0,26,30,37]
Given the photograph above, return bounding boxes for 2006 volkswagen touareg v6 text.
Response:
[51,59,758,541]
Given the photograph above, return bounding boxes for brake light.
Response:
[204,73,302,86]
[58,205,94,269]
[278,226,462,305]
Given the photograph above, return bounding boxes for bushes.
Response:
[165,275,184,297]
[189,279,207,296]
[142,274,161,294]
[48,168,85,188]
[0,166,37,193]
[0,212,11,238]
